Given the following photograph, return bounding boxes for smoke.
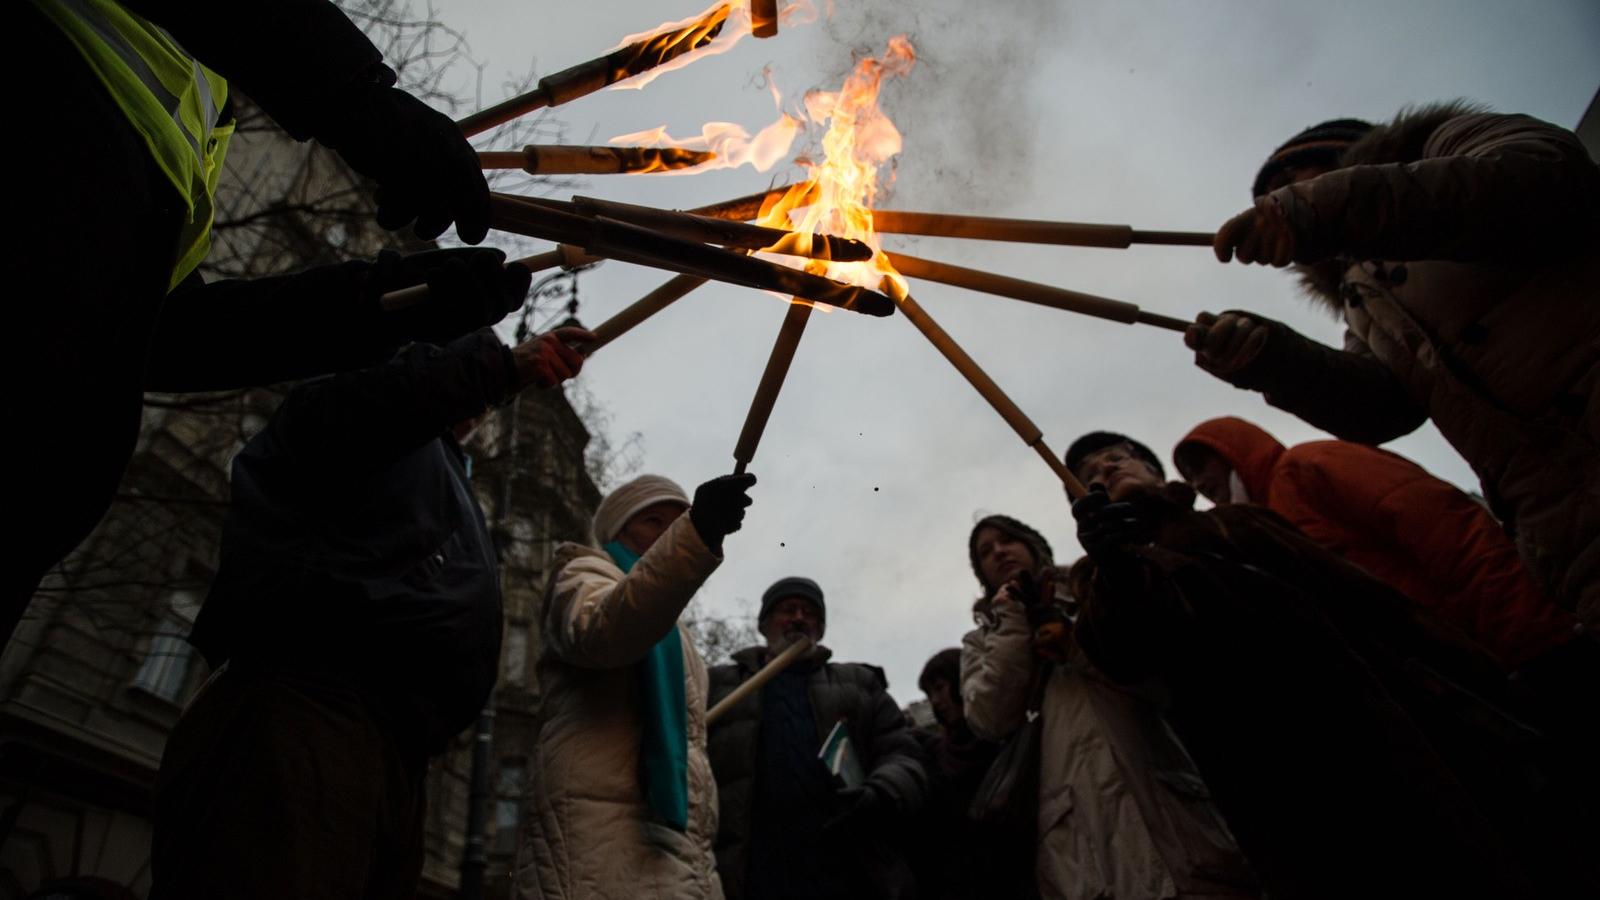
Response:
[804,0,1070,210]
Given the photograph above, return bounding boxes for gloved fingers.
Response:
[412,207,453,242]
[1214,208,1256,263]
[1184,311,1219,352]
[549,325,598,347]
[448,148,491,245]
[374,187,418,233]
[549,337,585,375]
[1070,487,1111,521]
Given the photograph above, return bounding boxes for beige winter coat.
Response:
[515,515,724,900]
[961,591,1256,900]
[1235,108,1600,626]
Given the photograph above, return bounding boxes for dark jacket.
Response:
[1215,105,1600,627]
[191,330,518,755]
[1071,483,1539,900]
[909,725,1035,900]
[707,645,929,900]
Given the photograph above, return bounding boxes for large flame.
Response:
[755,35,916,296]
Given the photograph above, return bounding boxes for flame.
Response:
[610,111,802,175]
[756,35,916,296]
[609,0,817,92]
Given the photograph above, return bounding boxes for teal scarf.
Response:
[604,540,689,831]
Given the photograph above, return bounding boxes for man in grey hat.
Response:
[706,577,928,900]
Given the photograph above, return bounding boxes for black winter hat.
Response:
[969,514,1054,592]
[918,647,962,693]
[759,576,826,628]
[1251,118,1374,198]
[1064,431,1165,483]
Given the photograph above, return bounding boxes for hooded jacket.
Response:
[1215,105,1600,627]
[1071,483,1540,900]
[1176,417,1579,668]
[705,644,927,900]
[962,517,1257,900]
[515,514,723,900]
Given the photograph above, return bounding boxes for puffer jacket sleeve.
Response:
[1277,113,1600,263]
[861,676,929,815]
[959,600,1035,742]
[1207,310,1429,444]
[545,515,721,670]
[1272,444,1577,668]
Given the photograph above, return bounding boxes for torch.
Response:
[730,298,814,475]
[706,636,814,724]
[479,145,717,176]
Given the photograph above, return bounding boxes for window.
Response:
[131,590,201,703]
[494,762,527,855]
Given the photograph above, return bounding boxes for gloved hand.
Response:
[1214,192,1298,266]
[688,473,757,551]
[372,249,531,344]
[511,326,593,389]
[316,82,489,243]
[1185,311,1273,383]
[823,785,886,836]
[1072,485,1147,569]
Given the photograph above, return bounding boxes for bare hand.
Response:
[514,326,595,389]
[1214,195,1296,267]
[1186,311,1270,377]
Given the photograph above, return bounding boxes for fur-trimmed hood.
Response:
[1292,101,1487,309]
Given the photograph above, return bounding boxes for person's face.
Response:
[1177,446,1235,506]
[974,525,1036,592]
[1074,444,1163,502]
[617,501,688,555]
[925,676,963,730]
[760,596,823,649]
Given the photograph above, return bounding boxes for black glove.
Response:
[370,249,530,344]
[688,473,757,551]
[823,785,886,836]
[1072,485,1147,568]
[315,82,489,243]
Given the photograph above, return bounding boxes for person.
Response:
[1187,104,1599,628]
[516,472,758,900]
[960,514,1257,900]
[14,0,500,644]
[1065,430,1548,900]
[909,648,1035,900]
[706,577,928,900]
[1172,416,1583,673]
[151,323,592,898]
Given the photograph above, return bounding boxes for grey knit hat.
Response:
[759,576,826,631]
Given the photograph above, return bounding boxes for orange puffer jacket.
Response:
[1177,417,1578,669]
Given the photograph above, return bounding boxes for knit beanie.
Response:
[1064,431,1165,483]
[968,514,1055,592]
[1251,118,1374,197]
[758,576,826,633]
[592,474,690,545]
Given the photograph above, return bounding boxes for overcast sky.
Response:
[430,0,1599,697]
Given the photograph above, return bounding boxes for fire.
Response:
[609,0,818,92]
[609,113,802,175]
[754,36,917,296]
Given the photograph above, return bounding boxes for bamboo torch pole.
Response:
[890,283,1088,498]
[731,300,815,475]
[870,210,1213,248]
[706,636,814,724]
[581,274,708,356]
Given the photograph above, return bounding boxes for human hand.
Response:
[1185,310,1272,381]
[512,326,592,389]
[1214,193,1296,266]
[375,248,530,342]
[1071,485,1146,565]
[688,473,757,551]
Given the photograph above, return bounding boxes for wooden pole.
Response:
[706,636,814,724]
[479,146,716,175]
[870,210,1213,248]
[573,195,874,261]
[581,274,708,356]
[893,286,1088,498]
[732,300,814,474]
[456,5,731,137]
[488,194,896,316]
[751,0,779,38]
[379,247,596,313]
[687,183,813,222]
[884,251,1189,333]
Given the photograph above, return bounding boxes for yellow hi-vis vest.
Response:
[34,0,233,290]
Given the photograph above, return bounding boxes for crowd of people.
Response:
[15,1,1597,898]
